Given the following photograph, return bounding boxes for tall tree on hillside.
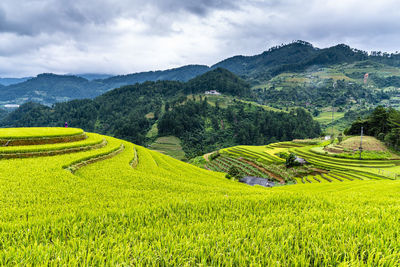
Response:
[369,106,390,136]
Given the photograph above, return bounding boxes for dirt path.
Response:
[203,152,214,162]
[239,158,285,184]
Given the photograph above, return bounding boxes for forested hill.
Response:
[213,41,370,84]
[0,77,32,86]
[0,68,321,157]
[185,68,251,97]
[345,106,400,150]
[99,64,210,88]
[0,74,95,103]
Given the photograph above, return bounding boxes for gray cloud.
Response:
[152,0,238,15]
[0,0,399,77]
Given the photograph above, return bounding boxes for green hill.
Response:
[185,67,251,97]
[1,127,400,265]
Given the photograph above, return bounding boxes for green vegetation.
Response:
[158,100,320,157]
[346,106,400,151]
[148,136,185,160]
[314,111,345,124]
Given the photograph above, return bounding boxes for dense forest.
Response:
[158,99,321,157]
[345,106,400,150]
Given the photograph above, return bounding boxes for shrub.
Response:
[337,133,344,144]
[228,166,242,179]
[377,132,385,141]
[276,152,289,159]
[285,153,301,168]
[209,151,221,160]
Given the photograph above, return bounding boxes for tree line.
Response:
[158,99,321,158]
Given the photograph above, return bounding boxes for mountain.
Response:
[212,41,370,84]
[0,74,95,105]
[0,77,32,86]
[99,64,210,87]
[213,41,318,79]
[0,65,210,105]
[74,73,113,80]
[2,41,400,107]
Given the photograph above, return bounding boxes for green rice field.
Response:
[1,127,400,265]
[0,127,83,139]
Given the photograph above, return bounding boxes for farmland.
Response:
[2,127,400,265]
[207,136,400,183]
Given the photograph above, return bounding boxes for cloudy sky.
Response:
[0,0,399,77]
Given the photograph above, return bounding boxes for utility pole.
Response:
[331,103,334,139]
[359,127,363,160]
[331,82,336,140]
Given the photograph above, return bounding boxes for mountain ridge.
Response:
[1,40,400,105]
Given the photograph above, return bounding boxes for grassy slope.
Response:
[148,136,185,160]
[314,111,345,124]
[2,129,400,264]
[341,136,387,151]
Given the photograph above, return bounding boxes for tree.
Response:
[285,153,300,168]
[227,166,241,179]
[337,133,344,144]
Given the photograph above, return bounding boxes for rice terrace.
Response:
[0,127,399,265]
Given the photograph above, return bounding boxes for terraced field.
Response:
[290,144,400,181]
[215,139,400,183]
[2,128,400,265]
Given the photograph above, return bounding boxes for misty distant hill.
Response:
[74,74,113,81]
[0,77,32,86]
[0,65,210,105]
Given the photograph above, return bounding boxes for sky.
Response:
[0,0,399,77]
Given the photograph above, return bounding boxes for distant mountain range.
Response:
[1,40,400,106]
[0,77,33,86]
